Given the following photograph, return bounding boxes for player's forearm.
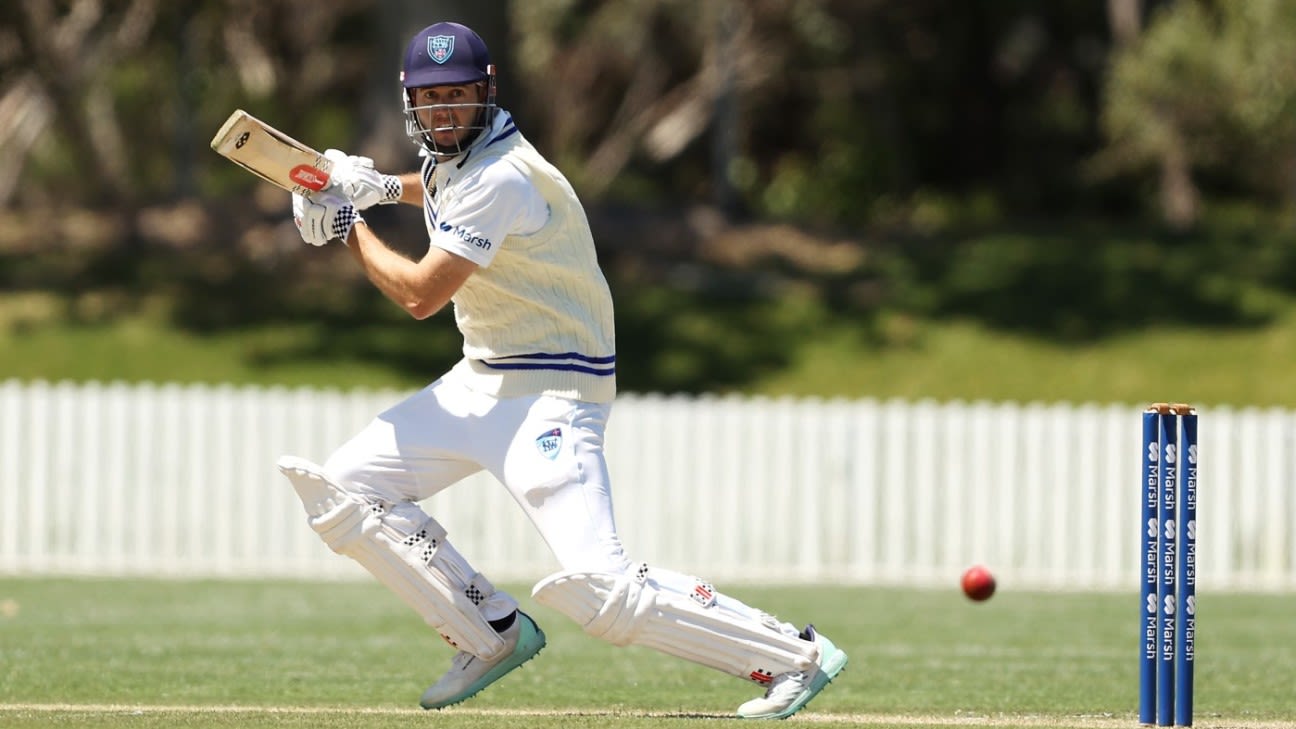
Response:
[346,223,441,319]
[345,223,473,320]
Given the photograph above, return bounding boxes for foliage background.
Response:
[3,0,1296,404]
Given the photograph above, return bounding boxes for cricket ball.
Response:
[961,565,996,602]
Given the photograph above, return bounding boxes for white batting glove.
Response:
[323,148,402,210]
[292,191,363,246]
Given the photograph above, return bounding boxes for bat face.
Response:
[210,110,333,195]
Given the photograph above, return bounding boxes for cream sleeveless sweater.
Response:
[430,123,617,403]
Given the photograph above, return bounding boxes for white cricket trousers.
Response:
[322,376,632,621]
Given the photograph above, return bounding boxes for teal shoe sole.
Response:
[420,616,547,710]
[740,641,849,720]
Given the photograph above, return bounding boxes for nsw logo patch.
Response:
[535,428,562,460]
[428,35,455,64]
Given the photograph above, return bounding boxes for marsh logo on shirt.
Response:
[439,221,492,250]
[535,428,562,460]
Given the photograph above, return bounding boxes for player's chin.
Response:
[432,131,463,146]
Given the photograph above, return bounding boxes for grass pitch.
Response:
[0,578,1291,728]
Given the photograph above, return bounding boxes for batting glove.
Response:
[292,190,363,246]
[323,148,402,210]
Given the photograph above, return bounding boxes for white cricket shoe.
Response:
[419,611,546,710]
[736,624,848,720]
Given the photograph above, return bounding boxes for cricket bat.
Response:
[209,109,333,195]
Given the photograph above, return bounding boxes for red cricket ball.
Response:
[961,565,996,602]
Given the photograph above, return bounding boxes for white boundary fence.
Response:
[0,379,1293,591]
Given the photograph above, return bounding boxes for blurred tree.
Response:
[1108,0,1143,47]
[0,0,374,209]
[508,0,1115,230]
[508,0,743,199]
[4,0,160,207]
[1096,0,1296,229]
[6,0,1291,237]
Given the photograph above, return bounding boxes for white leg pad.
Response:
[532,568,818,684]
[277,455,506,660]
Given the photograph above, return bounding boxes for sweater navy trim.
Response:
[476,352,616,377]
[487,351,615,364]
[477,361,615,377]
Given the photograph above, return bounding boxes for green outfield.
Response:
[0,578,1290,729]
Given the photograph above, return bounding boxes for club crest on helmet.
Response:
[428,35,455,64]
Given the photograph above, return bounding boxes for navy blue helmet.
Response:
[400,22,498,158]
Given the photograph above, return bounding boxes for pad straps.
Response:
[533,566,818,684]
[278,456,509,659]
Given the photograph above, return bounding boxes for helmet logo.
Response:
[428,35,455,64]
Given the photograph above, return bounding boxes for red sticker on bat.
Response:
[289,165,331,191]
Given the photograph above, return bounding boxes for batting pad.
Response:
[277,456,506,660]
[532,569,819,684]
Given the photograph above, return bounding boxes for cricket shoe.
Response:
[419,611,546,710]
[735,624,848,720]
